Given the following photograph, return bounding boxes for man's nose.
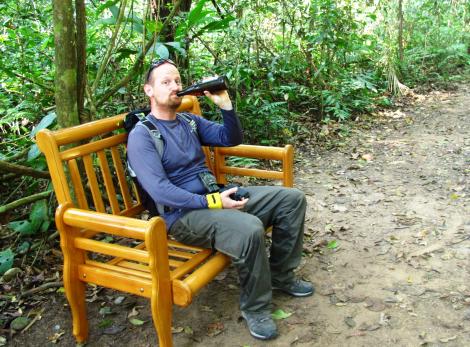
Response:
[170,81,181,90]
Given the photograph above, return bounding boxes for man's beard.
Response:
[168,94,182,109]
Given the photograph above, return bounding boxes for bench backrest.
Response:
[37,96,206,217]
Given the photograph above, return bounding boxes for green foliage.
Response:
[0,249,14,275]
[1,0,469,148]
[8,199,51,236]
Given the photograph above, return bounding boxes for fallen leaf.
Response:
[129,318,145,326]
[171,326,184,334]
[184,326,193,335]
[103,324,126,335]
[48,332,65,344]
[361,153,373,161]
[439,335,457,343]
[364,298,385,312]
[272,309,292,320]
[344,316,356,328]
[114,296,126,305]
[327,240,338,249]
[10,317,30,330]
[99,307,112,316]
[127,307,139,318]
[98,319,113,329]
[207,322,224,337]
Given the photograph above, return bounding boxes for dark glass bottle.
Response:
[177,76,229,97]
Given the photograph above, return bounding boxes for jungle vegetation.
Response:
[0,0,469,277]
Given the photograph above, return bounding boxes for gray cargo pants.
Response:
[169,186,306,314]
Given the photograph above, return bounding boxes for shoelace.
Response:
[257,316,271,323]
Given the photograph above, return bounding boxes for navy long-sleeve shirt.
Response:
[127,109,243,230]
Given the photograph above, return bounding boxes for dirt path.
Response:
[11,85,469,346]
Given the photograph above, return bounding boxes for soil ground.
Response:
[8,84,470,346]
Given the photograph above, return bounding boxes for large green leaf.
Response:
[8,220,36,235]
[187,0,210,27]
[96,0,120,15]
[27,144,41,162]
[30,199,48,231]
[0,249,15,275]
[150,43,169,59]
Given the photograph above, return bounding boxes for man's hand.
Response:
[204,89,233,111]
[220,187,248,209]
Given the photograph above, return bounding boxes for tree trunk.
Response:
[398,0,404,63]
[75,0,89,123]
[52,0,80,128]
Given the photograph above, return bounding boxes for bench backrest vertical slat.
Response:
[97,150,120,214]
[82,154,106,213]
[111,146,133,210]
[68,159,89,209]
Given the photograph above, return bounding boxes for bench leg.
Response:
[56,204,89,343]
[64,266,88,343]
[151,290,173,347]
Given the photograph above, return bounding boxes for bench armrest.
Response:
[56,203,168,264]
[214,144,294,187]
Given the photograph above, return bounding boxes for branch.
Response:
[2,148,29,163]
[19,281,63,298]
[0,191,53,214]
[0,160,50,179]
[0,66,54,93]
[95,0,183,108]
[91,0,129,93]
[210,0,224,18]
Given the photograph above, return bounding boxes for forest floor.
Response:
[7,83,470,346]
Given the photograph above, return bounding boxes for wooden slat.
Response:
[60,133,128,161]
[74,238,148,263]
[168,249,198,260]
[107,242,146,265]
[86,259,152,279]
[111,146,133,210]
[168,240,206,252]
[170,249,213,280]
[78,264,152,298]
[63,208,148,240]
[68,159,88,209]
[119,204,144,217]
[183,252,230,295]
[82,154,105,213]
[218,166,283,180]
[216,144,286,160]
[113,259,187,274]
[53,114,125,146]
[97,150,120,214]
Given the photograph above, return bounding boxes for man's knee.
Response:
[284,188,306,207]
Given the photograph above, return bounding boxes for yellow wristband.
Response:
[206,192,223,209]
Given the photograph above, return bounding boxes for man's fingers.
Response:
[220,187,238,198]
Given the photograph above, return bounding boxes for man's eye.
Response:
[176,80,182,85]
[162,81,169,85]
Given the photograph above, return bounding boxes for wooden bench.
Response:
[36,96,294,346]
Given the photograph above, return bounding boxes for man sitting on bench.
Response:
[127,59,314,340]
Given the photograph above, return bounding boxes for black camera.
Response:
[199,172,250,201]
[220,184,250,201]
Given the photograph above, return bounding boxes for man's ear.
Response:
[143,84,153,97]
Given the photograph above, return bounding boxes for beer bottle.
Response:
[177,76,229,97]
